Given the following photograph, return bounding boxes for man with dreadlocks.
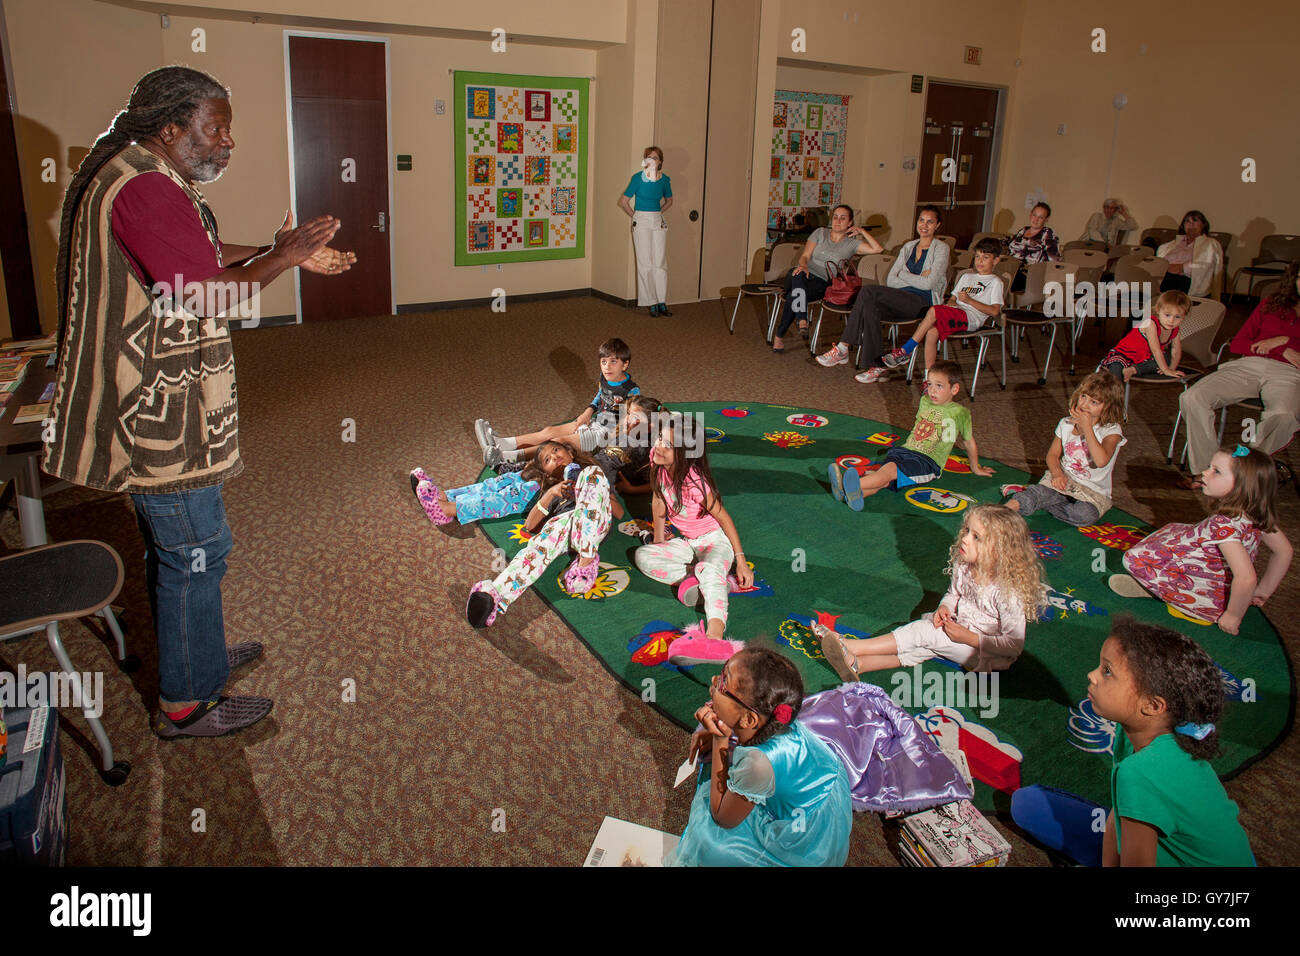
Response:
[43,66,355,739]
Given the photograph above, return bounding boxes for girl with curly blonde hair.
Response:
[817,504,1049,680]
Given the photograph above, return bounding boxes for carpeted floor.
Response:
[2,292,1296,866]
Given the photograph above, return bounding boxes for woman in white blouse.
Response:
[1157,210,1222,298]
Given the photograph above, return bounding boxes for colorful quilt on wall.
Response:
[768,90,850,233]
[454,71,589,265]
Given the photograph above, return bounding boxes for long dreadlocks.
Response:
[54,66,229,344]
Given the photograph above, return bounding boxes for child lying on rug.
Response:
[413,397,660,528]
[475,337,641,462]
[827,360,994,510]
[1011,616,1254,866]
[817,504,1048,679]
[634,412,753,650]
[1003,371,1127,527]
[465,463,616,627]
[1108,445,1292,635]
[668,647,852,866]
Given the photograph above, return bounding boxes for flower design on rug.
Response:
[764,430,814,448]
[556,562,631,600]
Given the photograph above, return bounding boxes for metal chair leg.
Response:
[810,304,824,357]
[1167,407,1184,462]
[44,621,116,775]
[767,296,782,343]
[728,291,743,334]
[1040,325,1058,384]
[970,338,990,399]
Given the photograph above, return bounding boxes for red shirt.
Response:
[1230,299,1300,364]
[111,172,224,293]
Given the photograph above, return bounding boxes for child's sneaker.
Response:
[854,367,889,384]
[678,573,748,607]
[474,419,496,455]
[1000,484,1027,497]
[484,443,503,468]
[827,461,846,502]
[666,622,744,666]
[817,344,850,367]
[881,346,909,369]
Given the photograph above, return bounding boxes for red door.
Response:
[915,82,1000,248]
[288,36,392,320]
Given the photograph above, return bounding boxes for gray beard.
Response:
[190,161,226,184]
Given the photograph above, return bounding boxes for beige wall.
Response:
[776,0,1025,87]
[592,0,659,301]
[744,0,780,260]
[4,0,162,332]
[6,0,607,324]
[123,0,626,45]
[996,1,1300,264]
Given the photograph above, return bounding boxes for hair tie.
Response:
[772,704,793,725]
[1233,445,1250,457]
[1176,721,1214,740]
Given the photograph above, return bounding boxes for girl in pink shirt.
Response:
[635,414,752,644]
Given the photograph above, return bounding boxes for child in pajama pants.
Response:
[414,470,540,525]
[466,465,614,627]
[634,415,752,640]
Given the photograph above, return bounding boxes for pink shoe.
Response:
[678,574,746,607]
[466,580,500,628]
[667,622,744,666]
[414,480,453,526]
[564,556,600,594]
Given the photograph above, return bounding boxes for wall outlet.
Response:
[435,99,446,115]
[1057,123,1066,135]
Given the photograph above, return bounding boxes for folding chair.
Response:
[809,256,876,357]
[1003,260,1082,384]
[903,267,1005,399]
[1229,234,1300,299]
[0,540,136,785]
[1116,298,1225,430]
[1063,240,1107,254]
[730,242,800,335]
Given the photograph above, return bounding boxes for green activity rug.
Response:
[475,402,1294,811]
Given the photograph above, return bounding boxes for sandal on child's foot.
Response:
[466,581,501,628]
[812,623,859,682]
[1108,573,1153,599]
[564,556,601,595]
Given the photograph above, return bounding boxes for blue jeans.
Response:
[131,485,232,706]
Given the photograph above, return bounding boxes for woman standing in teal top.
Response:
[619,145,674,316]
[667,647,853,867]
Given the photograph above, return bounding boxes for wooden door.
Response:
[654,0,712,305]
[698,0,760,301]
[915,82,1000,248]
[287,35,392,320]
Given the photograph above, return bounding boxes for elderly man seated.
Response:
[1079,198,1137,248]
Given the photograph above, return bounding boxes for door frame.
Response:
[282,30,396,324]
[917,78,1008,237]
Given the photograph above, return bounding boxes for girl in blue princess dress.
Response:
[668,647,852,866]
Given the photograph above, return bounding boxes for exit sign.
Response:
[964,45,982,65]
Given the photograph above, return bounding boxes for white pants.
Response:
[635,528,734,624]
[631,211,668,306]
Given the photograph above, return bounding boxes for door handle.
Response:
[371,212,386,233]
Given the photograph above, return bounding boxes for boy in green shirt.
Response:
[828,361,995,511]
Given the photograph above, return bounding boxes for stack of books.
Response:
[898,799,1012,867]
[0,355,29,409]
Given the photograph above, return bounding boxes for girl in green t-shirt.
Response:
[1088,617,1254,867]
